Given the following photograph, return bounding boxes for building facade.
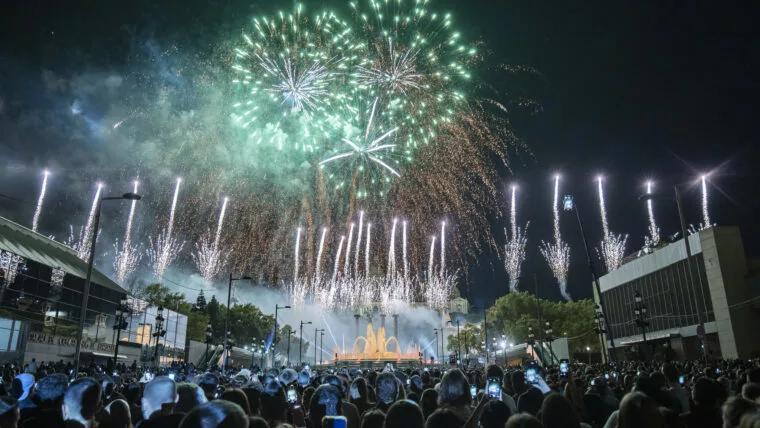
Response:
[0,216,186,367]
[595,226,760,359]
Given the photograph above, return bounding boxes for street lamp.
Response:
[447,320,461,365]
[286,327,295,367]
[152,306,167,367]
[314,328,325,366]
[586,346,591,364]
[273,304,291,367]
[593,305,608,364]
[319,330,325,365]
[299,321,312,366]
[74,190,141,376]
[223,274,252,373]
[634,291,650,358]
[639,183,707,357]
[433,329,439,363]
[545,321,555,365]
[112,295,129,367]
[562,194,617,360]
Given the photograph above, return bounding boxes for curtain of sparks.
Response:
[539,175,571,301]
[645,181,660,248]
[504,185,528,293]
[113,180,142,283]
[31,170,50,233]
[147,177,185,279]
[596,176,628,273]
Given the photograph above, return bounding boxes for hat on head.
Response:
[13,373,35,401]
[280,368,298,386]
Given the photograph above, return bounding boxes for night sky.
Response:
[2,0,759,304]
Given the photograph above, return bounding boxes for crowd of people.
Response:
[0,357,759,428]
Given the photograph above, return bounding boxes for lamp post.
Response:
[562,194,617,361]
[447,320,461,365]
[152,306,167,367]
[593,305,608,364]
[223,274,252,373]
[586,346,591,364]
[74,191,141,376]
[299,321,312,366]
[286,328,295,367]
[314,328,324,366]
[319,330,325,365]
[272,304,291,368]
[544,321,555,365]
[112,295,129,367]
[527,326,536,361]
[634,291,650,359]
[433,329,439,364]
[639,184,707,357]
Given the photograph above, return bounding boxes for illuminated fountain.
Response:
[334,323,422,363]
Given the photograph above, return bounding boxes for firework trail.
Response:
[540,175,572,301]
[31,169,50,233]
[192,197,231,281]
[344,223,355,277]
[387,218,398,281]
[440,221,446,278]
[332,236,345,283]
[354,211,364,276]
[402,221,409,281]
[364,223,372,278]
[428,235,437,278]
[315,228,327,280]
[504,185,528,293]
[645,181,661,247]
[113,180,142,283]
[147,178,185,278]
[701,175,712,228]
[294,227,302,280]
[595,176,628,272]
[67,183,104,261]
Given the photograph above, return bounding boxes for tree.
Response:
[142,283,185,309]
[227,303,274,347]
[486,292,597,353]
[446,323,485,357]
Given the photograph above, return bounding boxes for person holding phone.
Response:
[662,363,689,413]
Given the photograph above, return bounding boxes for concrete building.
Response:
[0,216,186,366]
[595,226,760,359]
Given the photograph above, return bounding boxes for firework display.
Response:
[540,175,572,301]
[287,212,454,312]
[701,175,712,229]
[146,178,185,279]
[644,181,661,248]
[113,181,143,283]
[595,176,628,272]
[65,184,104,261]
[192,197,232,281]
[31,170,50,233]
[504,185,528,293]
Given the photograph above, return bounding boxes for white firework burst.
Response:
[112,239,142,284]
[356,40,423,95]
[0,251,25,286]
[192,233,231,282]
[146,231,185,279]
[597,233,629,272]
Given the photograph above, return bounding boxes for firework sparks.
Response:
[192,198,232,281]
[645,181,661,248]
[294,227,302,281]
[356,40,422,94]
[66,183,104,261]
[344,223,355,277]
[701,175,712,228]
[147,178,185,278]
[113,180,142,283]
[504,185,528,293]
[320,98,400,195]
[354,211,364,276]
[0,250,25,286]
[31,169,50,233]
[540,175,572,301]
[596,176,628,272]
